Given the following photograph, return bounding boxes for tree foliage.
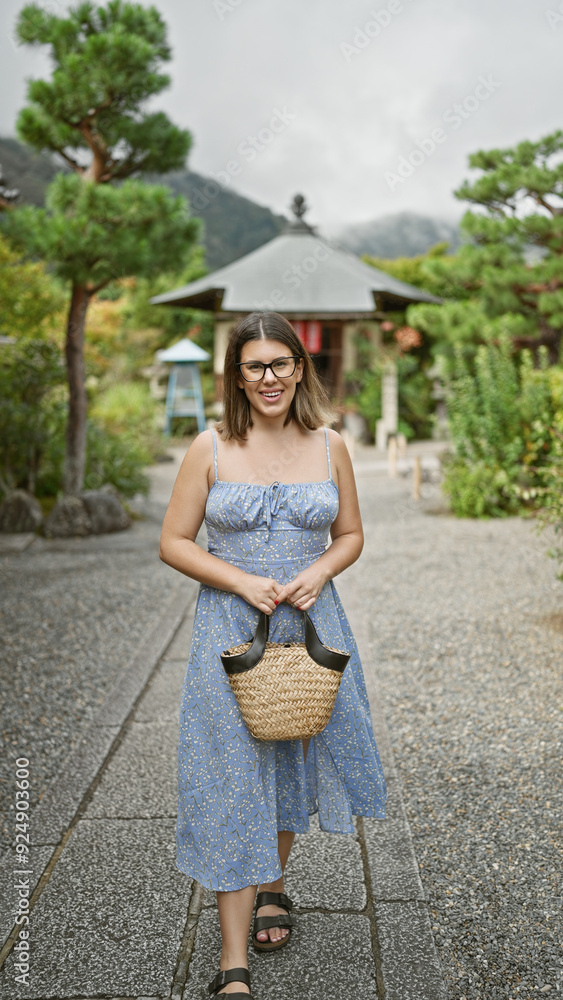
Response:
[363,242,456,299]
[8,1,200,496]
[409,131,563,369]
[7,172,198,291]
[0,233,64,340]
[15,0,188,183]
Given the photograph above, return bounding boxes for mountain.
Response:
[331,211,462,258]
[0,136,285,270]
[0,137,461,268]
[0,136,61,206]
[153,168,285,270]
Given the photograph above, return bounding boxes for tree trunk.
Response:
[63,283,90,496]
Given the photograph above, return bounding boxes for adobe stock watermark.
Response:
[545,1,563,26]
[340,0,413,61]
[13,757,32,986]
[213,0,249,20]
[190,107,296,213]
[384,74,501,191]
[253,242,335,311]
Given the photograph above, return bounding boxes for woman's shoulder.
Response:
[179,428,215,472]
[187,427,214,454]
[324,426,349,455]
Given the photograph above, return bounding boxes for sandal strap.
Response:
[210,994,250,1000]
[254,913,295,932]
[255,891,293,912]
[208,967,250,995]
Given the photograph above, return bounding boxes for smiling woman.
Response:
[218,311,332,445]
[159,311,387,999]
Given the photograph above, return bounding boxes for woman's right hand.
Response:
[236,574,283,614]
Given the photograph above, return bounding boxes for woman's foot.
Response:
[254,879,290,945]
[215,982,250,996]
[213,962,251,995]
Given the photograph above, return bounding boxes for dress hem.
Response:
[176,804,387,892]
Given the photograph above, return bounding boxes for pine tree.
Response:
[8,1,200,494]
[409,131,563,368]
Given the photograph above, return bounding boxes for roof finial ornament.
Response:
[284,193,315,234]
[290,193,308,220]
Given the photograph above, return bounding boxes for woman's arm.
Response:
[275,430,363,611]
[159,430,283,614]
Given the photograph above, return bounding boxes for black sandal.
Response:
[208,967,251,998]
[252,891,295,952]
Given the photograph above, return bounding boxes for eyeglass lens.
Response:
[239,357,297,381]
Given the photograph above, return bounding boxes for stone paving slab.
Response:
[0,818,193,1000]
[134,659,186,724]
[380,775,413,821]
[362,817,425,902]
[0,454,450,999]
[374,901,447,1000]
[93,589,189,728]
[284,816,366,911]
[185,908,378,1000]
[85,721,179,819]
[163,617,195,661]
[27,723,122,846]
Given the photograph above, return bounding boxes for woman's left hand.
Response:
[276,565,329,611]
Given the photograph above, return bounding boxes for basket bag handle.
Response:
[221,609,350,675]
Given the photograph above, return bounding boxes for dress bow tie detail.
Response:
[262,481,282,528]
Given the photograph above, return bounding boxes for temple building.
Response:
[151,195,440,402]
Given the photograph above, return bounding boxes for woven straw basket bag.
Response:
[220,609,350,740]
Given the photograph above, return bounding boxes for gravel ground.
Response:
[0,497,180,854]
[351,468,562,1000]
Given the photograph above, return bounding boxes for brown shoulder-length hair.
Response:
[216,312,335,441]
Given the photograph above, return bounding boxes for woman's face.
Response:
[236,338,304,418]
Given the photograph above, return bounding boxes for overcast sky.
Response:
[1,0,562,230]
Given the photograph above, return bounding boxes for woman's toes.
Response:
[269,927,287,942]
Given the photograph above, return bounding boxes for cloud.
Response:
[1,0,561,227]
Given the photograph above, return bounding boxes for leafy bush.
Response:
[0,338,65,495]
[346,350,433,440]
[0,339,152,501]
[531,368,563,575]
[83,423,150,496]
[36,409,151,499]
[442,338,563,519]
[91,380,162,453]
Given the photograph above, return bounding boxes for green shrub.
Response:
[0,341,153,501]
[0,338,65,496]
[36,409,150,499]
[90,380,162,459]
[442,457,520,518]
[346,351,433,440]
[83,423,150,496]
[443,338,563,519]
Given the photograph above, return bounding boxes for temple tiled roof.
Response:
[150,227,441,315]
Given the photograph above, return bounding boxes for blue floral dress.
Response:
[176,429,387,891]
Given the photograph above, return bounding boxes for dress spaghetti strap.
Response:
[211,428,219,483]
[324,428,332,481]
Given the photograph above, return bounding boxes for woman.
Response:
[159,311,386,998]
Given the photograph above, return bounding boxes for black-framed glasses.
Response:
[237,356,300,382]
